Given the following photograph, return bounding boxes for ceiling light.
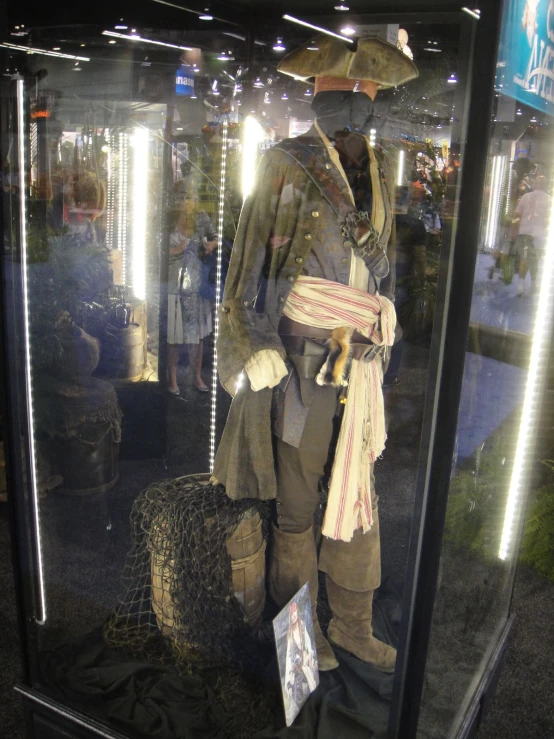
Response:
[424,47,442,52]
[115,25,128,30]
[283,14,354,44]
[340,25,356,36]
[281,93,288,99]
[307,46,319,51]
[0,42,90,61]
[462,7,481,19]
[199,7,213,20]
[334,3,349,9]
[109,40,116,44]
[448,74,457,83]
[53,47,61,51]
[273,38,286,51]
[72,66,82,71]
[264,92,270,104]
[102,31,194,51]
[305,88,312,95]
[517,109,523,116]
[253,77,264,88]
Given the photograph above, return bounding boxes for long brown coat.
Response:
[214,128,395,501]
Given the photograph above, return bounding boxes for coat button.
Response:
[344,240,352,248]
[287,275,294,282]
[279,296,285,303]
[311,210,319,218]
[341,257,348,264]
[295,256,304,264]
[243,300,249,306]
[222,306,230,313]
[325,163,332,170]
[304,233,312,241]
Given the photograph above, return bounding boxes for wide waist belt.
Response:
[278,315,373,345]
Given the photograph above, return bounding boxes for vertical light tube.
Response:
[210,118,229,472]
[106,131,115,251]
[397,149,405,187]
[118,132,128,283]
[499,180,554,560]
[484,155,506,249]
[241,115,264,200]
[17,79,46,624]
[132,127,149,301]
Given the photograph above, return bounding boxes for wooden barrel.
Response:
[148,475,266,643]
[97,323,144,382]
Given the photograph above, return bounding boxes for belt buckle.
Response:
[363,345,384,363]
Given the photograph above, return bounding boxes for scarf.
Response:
[282,275,396,541]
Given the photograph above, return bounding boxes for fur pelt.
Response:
[316,327,353,387]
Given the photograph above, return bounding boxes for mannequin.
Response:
[214,35,418,671]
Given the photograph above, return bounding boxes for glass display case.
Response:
[1,1,553,737]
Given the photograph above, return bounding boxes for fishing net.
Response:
[105,472,330,735]
[105,474,282,735]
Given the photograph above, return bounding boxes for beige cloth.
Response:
[282,275,395,542]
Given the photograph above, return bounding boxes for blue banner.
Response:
[175,64,195,97]
[496,0,554,116]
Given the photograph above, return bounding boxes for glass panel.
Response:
[417,4,554,736]
[2,9,474,737]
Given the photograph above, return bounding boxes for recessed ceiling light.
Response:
[340,26,356,36]
[199,7,213,20]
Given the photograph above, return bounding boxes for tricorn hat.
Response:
[277,34,418,89]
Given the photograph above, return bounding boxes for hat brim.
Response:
[277,34,418,90]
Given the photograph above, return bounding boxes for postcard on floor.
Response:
[272,581,319,727]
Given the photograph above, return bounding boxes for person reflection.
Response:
[167,199,217,394]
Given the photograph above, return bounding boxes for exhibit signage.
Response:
[496,0,554,116]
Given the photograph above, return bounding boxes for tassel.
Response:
[316,327,353,387]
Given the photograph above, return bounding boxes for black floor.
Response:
[1,345,553,738]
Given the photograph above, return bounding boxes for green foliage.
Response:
[520,460,554,581]
[398,250,439,339]
[444,438,512,560]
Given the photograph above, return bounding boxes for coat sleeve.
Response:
[217,149,294,388]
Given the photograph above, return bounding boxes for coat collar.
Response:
[274,126,356,221]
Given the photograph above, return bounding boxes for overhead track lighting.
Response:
[283,14,354,44]
[102,30,194,51]
[0,42,90,61]
[151,0,241,26]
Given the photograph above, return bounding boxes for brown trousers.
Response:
[275,378,381,592]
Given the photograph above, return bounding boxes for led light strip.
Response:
[102,30,194,51]
[282,15,355,44]
[210,118,229,473]
[17,79,46,624]
[132,127,149,302]
[118,132,128,283]
[106,132,115,250]
[499,178,554,560]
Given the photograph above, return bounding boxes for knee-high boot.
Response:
[319,510,396,672]
[268,522,338,671]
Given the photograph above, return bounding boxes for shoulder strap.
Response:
[274,140,356,222]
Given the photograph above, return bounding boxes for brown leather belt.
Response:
[278,315,373,345]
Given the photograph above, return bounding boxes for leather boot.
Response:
[319,508,396,672]
[269,523,338,671]
[326,578,396,672]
